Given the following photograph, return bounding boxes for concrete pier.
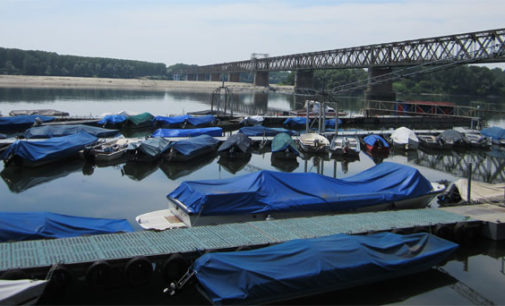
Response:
[295,69,314,91]
[253,71,269,87]
[228,72,240,82]
[366,67,396,101]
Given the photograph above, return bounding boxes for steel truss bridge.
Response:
[178,28,505,75]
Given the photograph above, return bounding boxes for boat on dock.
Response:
[297,133,330,154]
[390,127,419,151]
[164,134,220,162]
[0,211,133,242]
[1,132,98,167]
[0,279,48,305]
[142,162,445,229]
[176,232,458,305]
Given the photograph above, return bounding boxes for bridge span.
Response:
[176,28,505,100]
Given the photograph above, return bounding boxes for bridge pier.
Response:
[366,67,396,101]
[197,73,207,81]
[254,71,269,87]
[229,72,240,82]
[187,74,196,81]
[294,69,314,91]
[211,73,221,82]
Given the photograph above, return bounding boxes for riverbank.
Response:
[0,75,294,93]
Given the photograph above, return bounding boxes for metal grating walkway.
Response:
[0,208,472,272]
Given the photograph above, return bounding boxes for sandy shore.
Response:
[0,75,293,93]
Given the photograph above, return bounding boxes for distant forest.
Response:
[1,47,505,97]
[0,47,167,78]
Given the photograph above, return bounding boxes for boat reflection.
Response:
[121,161,160,181]
[271,154,299,172]
[160,154,217,180]
[1,159,86,193]
[218,154,251,174]
[413,147,505,183]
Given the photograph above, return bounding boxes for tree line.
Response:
[0,47,167,78]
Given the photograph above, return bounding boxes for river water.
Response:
[1,87,505,304]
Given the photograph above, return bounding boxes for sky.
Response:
[0,0,504,67]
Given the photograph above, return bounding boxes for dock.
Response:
[0,208,478,282]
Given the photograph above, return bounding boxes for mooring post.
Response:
[322,102,326,133]
[318,102,322,134]
[306,101,310,133]
[335,101,339,137]
[467,163,472,204]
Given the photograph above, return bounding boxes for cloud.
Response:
[0,0,503,66]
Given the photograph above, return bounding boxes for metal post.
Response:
[322,101,326,133]
[306,100,310,133]
[467,163,472,204]
[318,101,322,134]
[335,101,339,137]
[333,159,337,178]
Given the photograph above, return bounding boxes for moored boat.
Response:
[125,112,154,129]
[164,134,220,162]
[9,109,69,117]
[1,132,98,167]
[437,178,505,205]
[81,138,131,163]
[329,135,360,158]
[0,115,55,132]
[24,124,119,139]
[173,232,458,305]
[361,134,390,156]
[0,211,133,242]
[297,133,330,154]
[126,137,171,162]
[159,162,445,228]
[152,127,223,138]
[0,279,48,305]
[239,126,298,137]
[217,133,252,159]
[437,129,468,149]
[481,126,505,146]
[271,132,299,159]
[152,115,190,128]
[390,127,419,151]
[418,135,447,150]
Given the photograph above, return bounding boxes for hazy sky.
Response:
[1,0,504,66]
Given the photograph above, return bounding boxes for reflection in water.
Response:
[413,147,505,183]
[160,154,217,180]
[121,161,160,181]
[218,154,251,174]
[0,159,85,193]
[271,155,299,172]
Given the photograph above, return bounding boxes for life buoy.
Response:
[161,254,190,283]
[86,260,112,289]
[124,256,152,287]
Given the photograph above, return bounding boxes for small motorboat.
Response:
[297,133,330,154]
[438,178,505,205]
[164,135,220,162]
[0,279,48,305]
[0,211,133,242]
[81,138,131,163]
[437,130,469,149]
[9,109,69,117]
[481,126,505,146]
[126,137,171,162]
[271,132,299,160]
[453,128,491,149]
[418,135,447,150]
[162,162,445,228]
[186,115,217,128]
[329,135,360,158]
[240,115,264,126]
[217,133,252,159]
[97,114,128,128]
[390,127,419,151]
[172,232,458,305]
[152,115,190,128]
[1,132,98,167]
[361,134,390,157]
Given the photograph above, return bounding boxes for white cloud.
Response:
[0,0,503,65]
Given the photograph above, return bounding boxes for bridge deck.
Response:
[0,208,472,273]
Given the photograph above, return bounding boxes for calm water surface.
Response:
[1,87,505,304]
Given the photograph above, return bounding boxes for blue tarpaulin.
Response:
[239,126,298,136]
[187,115,216,127]
[0,211,134,242]
[97,114,128,126]
[192,232,458,305]
[24,124,119,138]
[283,117,307,128]
[152,115,190,127]
[325,118,343,128]
[168,162,433,215]
[171,134,219,156]
[1,132,98,166]
[481,127,505,142]
[363,134,390,147]
[0,115,54,131]
[152,127,223,137]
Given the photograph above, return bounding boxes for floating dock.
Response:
[0,208,477,279]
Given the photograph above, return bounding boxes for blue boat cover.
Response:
[171,134,219,156]
[0,211,134,242]
[152,115,190,127]
[187,115,216,127]
[239,126,298,136]
[325,118,343,128]
[481,126,505,141]
[192,232,458,305]
[0,115,54,130]
[168,162,433,215]
[24,124,119,138]
[364,134,390,147]
[1,132,98,164]
[283,117,307,128]
[152,127,223,137]
[97,114,128,125]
